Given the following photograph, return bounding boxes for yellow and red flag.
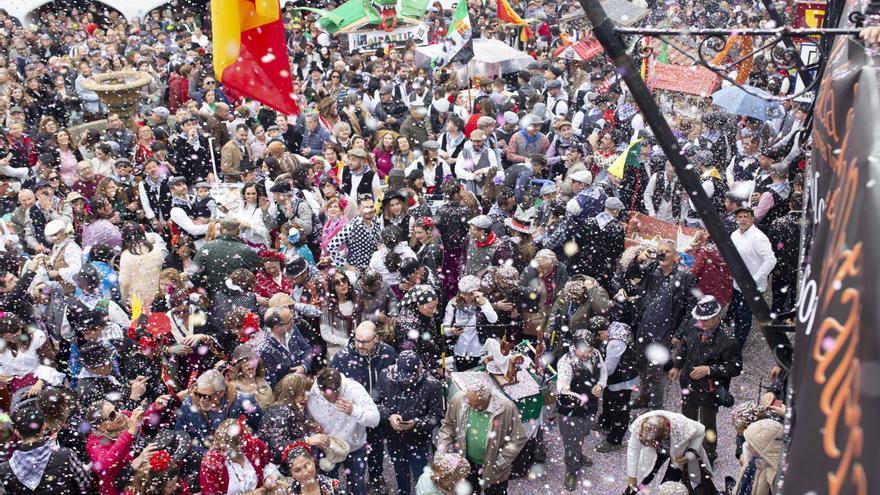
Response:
[497,0,532,39]
[212,0,300,115]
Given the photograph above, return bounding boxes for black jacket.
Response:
[635,264,696,343]
[1,270,36,323]
[376,370,445,448]
[0,440,91,495]
[566,216,625,287]
[258,404,311,464]
[672,319,742,405]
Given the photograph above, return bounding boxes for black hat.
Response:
[79,341,113,369]
[285,255,309,278]
[692,295,722,320]
[399,257,421,279]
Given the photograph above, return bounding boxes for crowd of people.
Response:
[0,0,806,494]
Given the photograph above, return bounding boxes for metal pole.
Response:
[761,0,813,88]
[577,0,792,363]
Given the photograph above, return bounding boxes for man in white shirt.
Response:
[307,367,380,495]
[729,206,777,347]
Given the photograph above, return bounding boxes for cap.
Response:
[167,176,187,186]
[468,214,493,230]
[44,219,67,238]
[734,205,754,216]
[148,106,170,119]
[410,99,425,108]
[348,148,370,159]
[470,129,487,141]
[33,180,52,191]
[194,181,211,190]
[540,183,558,195]
[503,111,519,125]
[65,191,85,203]
[546,79,562,90]
[380,84,394,95]
[432,99,450,113]
[393,350,423,383]
[412,77,425,89]
[692,295,722,320]
[570,170,593,184]
[769,162,789,177]
[605,196,625,210]
[8,106,24,115]
[422,140,440,150]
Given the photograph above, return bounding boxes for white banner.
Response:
[346,24,429,52]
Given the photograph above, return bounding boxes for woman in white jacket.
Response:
[118,221,168,308]
[369,226,416,288]
[624,411,714,494]
[442,275,498,371]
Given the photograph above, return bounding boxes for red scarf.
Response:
[475,230,497,248]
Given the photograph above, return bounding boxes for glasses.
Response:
[194,389,224,401]
[204,80,216,85]
[48,176,59,181]
[355,336,376,346]
[97,409,118,424]
[331,75,340,79]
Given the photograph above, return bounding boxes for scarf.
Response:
[9,442,53,490]
[475,230,497,248]
[595,211,614,229]
[768,181,791,199]
[519,127,541,148]
[737,456,759,495]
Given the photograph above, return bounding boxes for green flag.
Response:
[436,0,474,67]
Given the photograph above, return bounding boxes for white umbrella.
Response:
[415,38,535,83]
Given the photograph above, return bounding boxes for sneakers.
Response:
[595,439,625,453]
[564,471,578,491]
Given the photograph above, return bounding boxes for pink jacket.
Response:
[86,429,134,495]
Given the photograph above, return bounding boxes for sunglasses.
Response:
[204,80,216,85]
[48,176,59,181]
[97,408,118,424]
[194,389,224,401]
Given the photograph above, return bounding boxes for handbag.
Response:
[715,384,735,408]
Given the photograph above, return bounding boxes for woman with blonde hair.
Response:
[373,130,398,179]
[227,344,273,409]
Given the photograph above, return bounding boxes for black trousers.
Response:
[466,460,509,495]
[640,450,682,487]
[597,388,632,445]
[681,395,719,464]
[366,427,385,485]
[771,268,797,315]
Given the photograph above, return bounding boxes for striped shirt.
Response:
[326,216,382,268]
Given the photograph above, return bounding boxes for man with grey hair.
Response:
[631,239,697,410]
[174,368,263,451]
[191,216,260,296]
[437,384,528,494]
[300,113,331,157]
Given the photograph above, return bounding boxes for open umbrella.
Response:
[710,85,784,121]
[553,38,605,61]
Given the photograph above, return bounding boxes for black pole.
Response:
[577,0,793,364]
[760,0,814,88]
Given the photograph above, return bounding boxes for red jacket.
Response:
[87,429,135,495]
[254,270,293,299]
[691,245,733,306]
[199,435,270,495]
[167,72,190,114]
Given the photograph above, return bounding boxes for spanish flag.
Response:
[212,0,300,116]
[498,0,532,39]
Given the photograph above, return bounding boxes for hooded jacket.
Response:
[733,419,783,495]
